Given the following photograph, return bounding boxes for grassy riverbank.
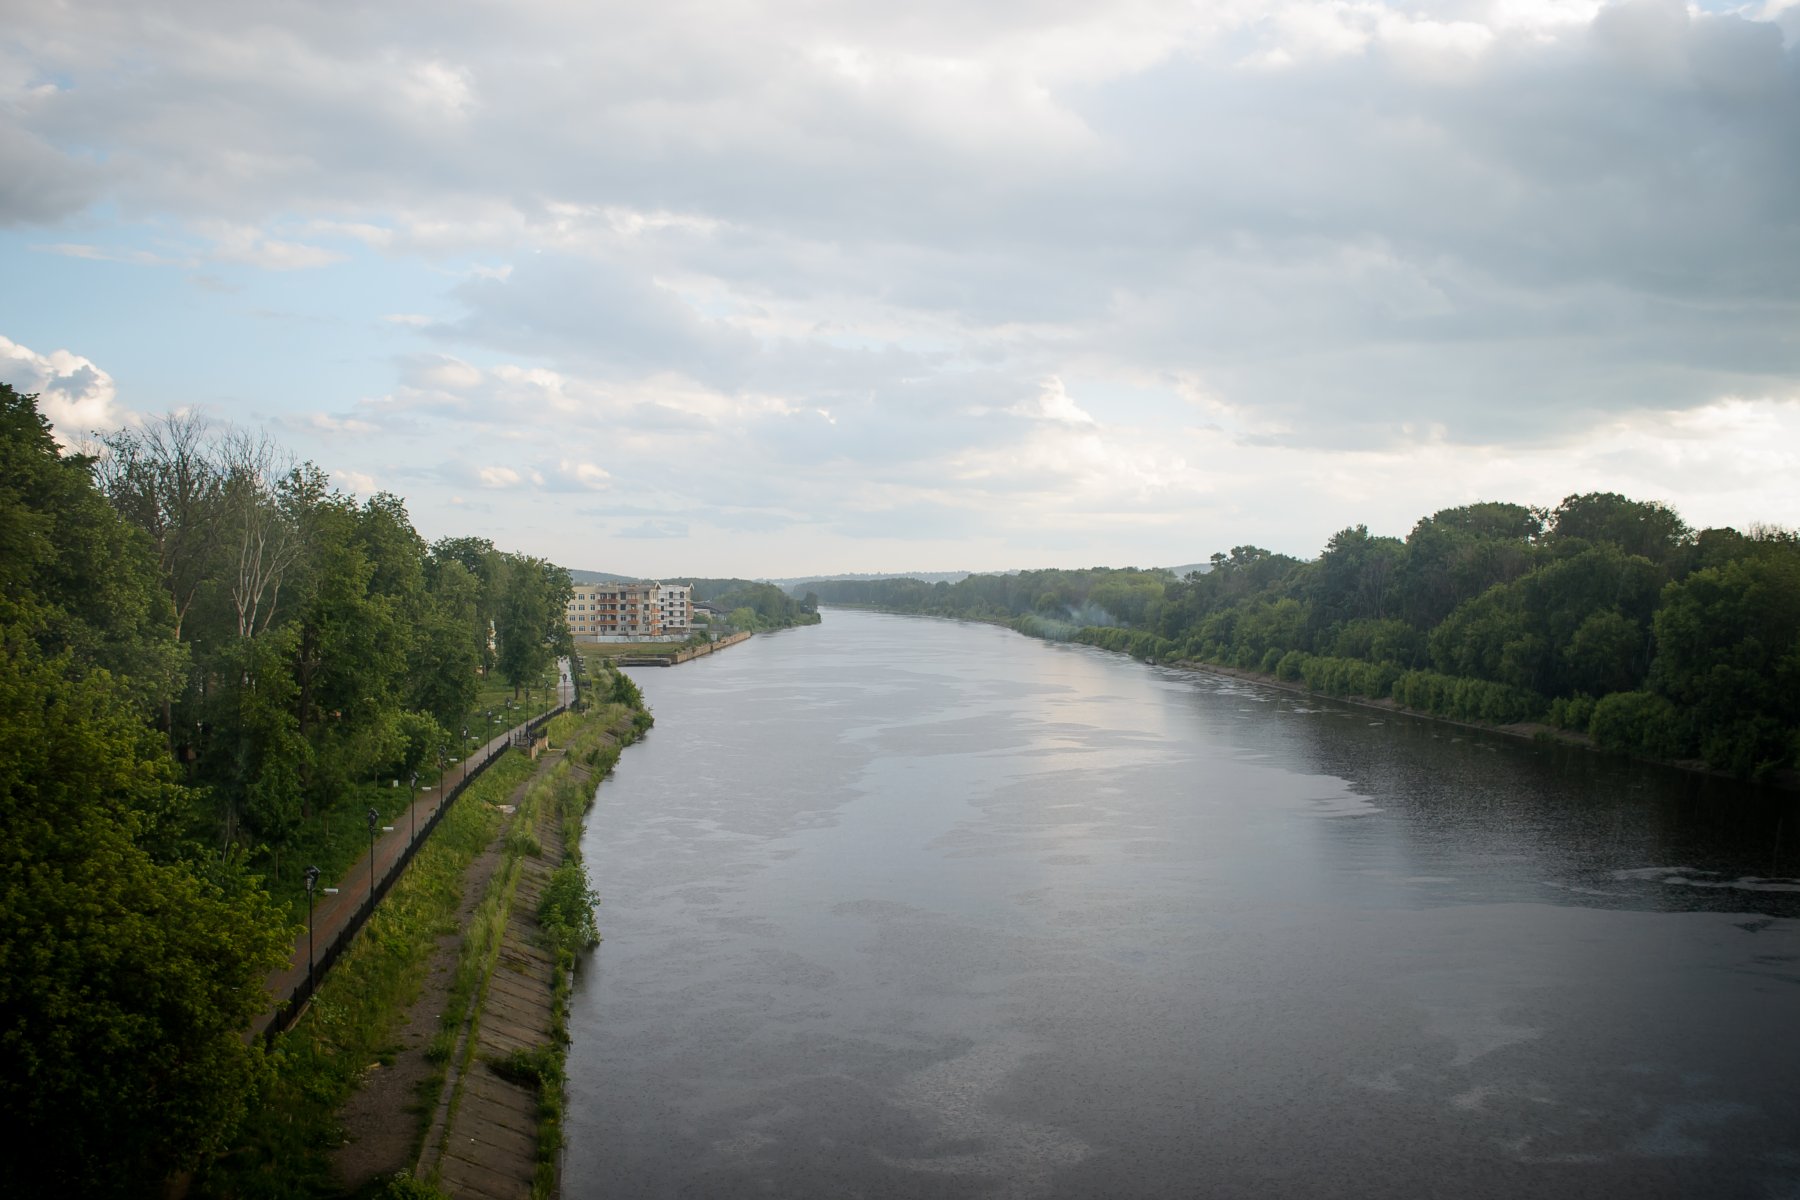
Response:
[419,684,649,1198]
[198,752,537,1199]
[199,663,653,1198]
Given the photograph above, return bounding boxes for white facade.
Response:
[566,581,693,642]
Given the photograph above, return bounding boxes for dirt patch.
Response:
[331,835,511,1191]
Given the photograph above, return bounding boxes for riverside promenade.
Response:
[252,660,575,1038]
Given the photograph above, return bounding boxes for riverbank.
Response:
[1177,658,1585,747]
[411,691,648,1199]
[580,629,751,668]
[827,606,1798,792]
[1175,657,1800,791]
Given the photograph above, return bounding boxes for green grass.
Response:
[423,679,649,1198]
[199,751,540,1200]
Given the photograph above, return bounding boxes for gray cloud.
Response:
[6,0,1800,568]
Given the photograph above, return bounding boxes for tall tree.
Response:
[0,385,288,1193]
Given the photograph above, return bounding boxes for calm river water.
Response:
[563,609,1800,1199]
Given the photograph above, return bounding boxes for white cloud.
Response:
[308,412,380,434]
[477,465,522,488]
[333,467,379,494]
[0,335,130,445]
[199,222,346,270]
[33,242,195,267]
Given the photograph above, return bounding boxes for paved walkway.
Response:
[252,660,575,1038]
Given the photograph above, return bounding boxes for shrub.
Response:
[1392,670,1544,724]
[1547,694,1596,732]
[1588,690,1686,758]
[537,863,599,955]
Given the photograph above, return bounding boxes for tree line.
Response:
[688,578,823,631]
[798,494,1800,781]
[0,384,574,1193]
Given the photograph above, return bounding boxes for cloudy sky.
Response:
[4,0,1799,577]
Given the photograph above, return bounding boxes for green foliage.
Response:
[488,1045,562,1092]
[204,753,532,1198]
[1589,690,1689,760]
[497,555,572,693]
[1298,654,1402,700]
[1390,670,1545,724]
[1649,551,1800,777]
[1547,694,1597,732]
[373,1172,452,1200]
[537,863,600,955]
[795,494,1800,775]
[0,386,290,1195]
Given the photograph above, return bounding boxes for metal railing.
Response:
[267,699,570,1039]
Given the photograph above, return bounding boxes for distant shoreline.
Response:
[825,605,1799,794]
[1175,658,1800,795]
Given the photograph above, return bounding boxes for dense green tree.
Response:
[1547,492,1690,564]
[496,555,572,693]
[1650,551,1800,777]
[0,386,289,1193]
[798,491,1798,776]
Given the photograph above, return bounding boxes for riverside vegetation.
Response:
[202,669,650,1199]
[0,384,580,1195]
[801,496,1800,782]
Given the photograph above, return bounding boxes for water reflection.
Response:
[563,610,1800,1199]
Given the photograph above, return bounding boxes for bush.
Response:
[1392,670,1544,724]
[537,862,599,955]
[1547,694,1596,732]
[1588,690,1687,759]
[375,1171,451,1200]
[1300,655,1400,699]
[487,1045,562,1093]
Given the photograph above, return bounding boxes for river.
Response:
[562,609,1800,1199]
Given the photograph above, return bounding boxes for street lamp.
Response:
[366,808,379,910]
[461,727,470,784]
[304,864,320,995]
[485,708,496,760]
[408,771,418,844]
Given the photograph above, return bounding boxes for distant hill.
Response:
[567,568,641,584]
[1166,562,1214,577]
[772,570,975,588]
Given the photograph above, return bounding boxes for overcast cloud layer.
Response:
[4,0,1799,574]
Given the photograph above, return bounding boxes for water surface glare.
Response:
[564,610,1800,1199]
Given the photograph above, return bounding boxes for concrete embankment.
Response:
[413,693,645,1199]
[417,753,575,1199]
[613,629,751,666]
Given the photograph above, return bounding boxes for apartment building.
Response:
[566,581,693,642]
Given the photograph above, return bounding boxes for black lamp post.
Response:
[461,727,470,784]
[409,771,418,844]
[485,708,495,760]
[366,808,379,910]
[304,864,320,995]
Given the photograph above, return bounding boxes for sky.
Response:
[3,0,1799,578]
